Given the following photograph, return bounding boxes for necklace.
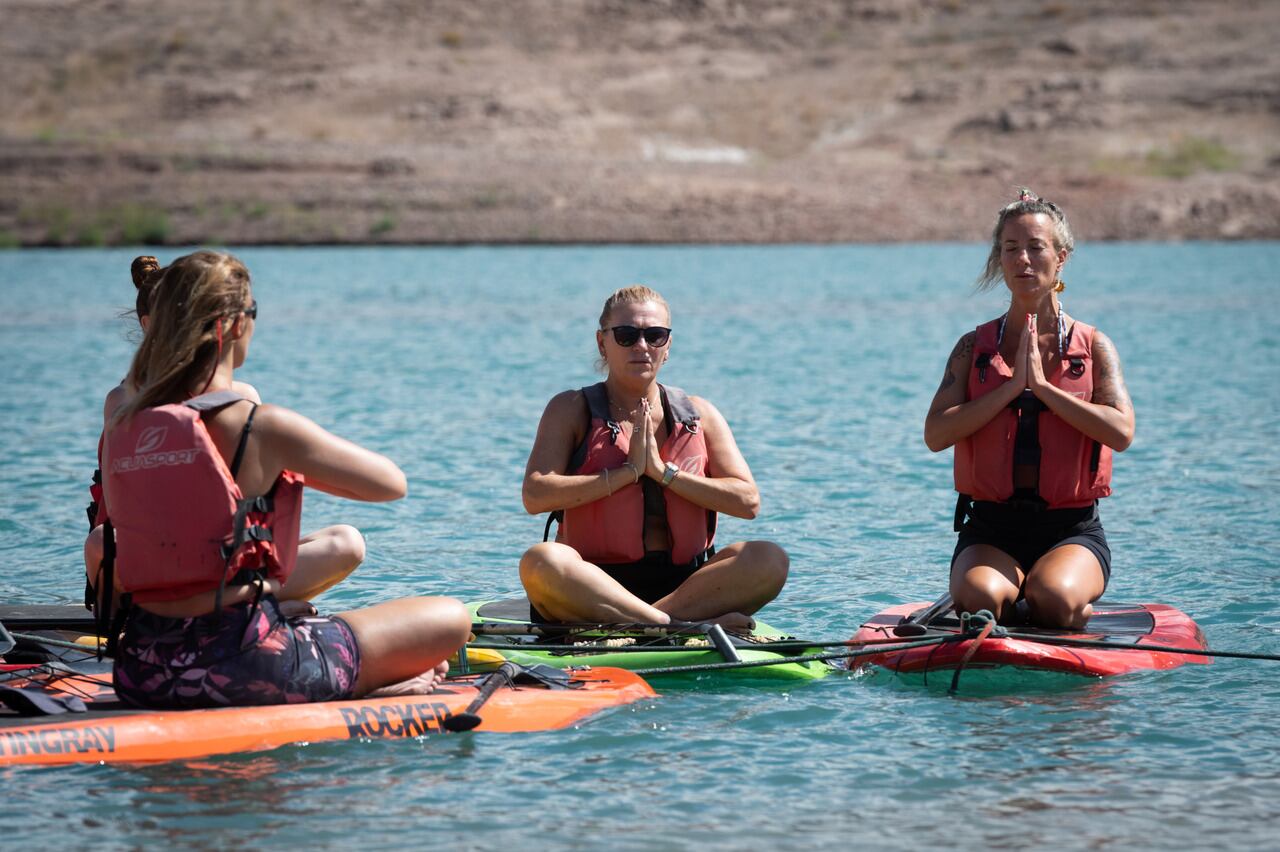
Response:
[608,393,660,424]
[997,306,1069,361]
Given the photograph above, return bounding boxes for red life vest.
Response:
[102,390,303,604]
[953,318,1112,509]
[558,383,716,565]
[87,431,108,529]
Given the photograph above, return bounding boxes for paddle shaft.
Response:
[1002,632,1280,662]
[893,592,954,637]
[441,661,520,733]
[632,634,966,676]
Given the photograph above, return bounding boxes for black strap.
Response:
[229,403,259,480]
[1010,390,1044,470]
[975,352,992,384]
[954,493,971,533]
[85,468,102,531]
[543,511,560,542]
[94,520,116,660]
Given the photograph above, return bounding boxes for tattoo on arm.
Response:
[1091,333,1131,411]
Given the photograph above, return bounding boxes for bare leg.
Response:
[84,525,104,592]
[520,542,671,623]
[338,596,471,697]
[1023,544,1106,630]
[278,525,364,605]
[520,540,788,631]
[950,544,1024,622]
[654,540,789,631]
[83,525,124,614]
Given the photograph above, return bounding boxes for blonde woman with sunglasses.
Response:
[519,286,789,631]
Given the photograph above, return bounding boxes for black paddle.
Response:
[893,592,954,637]
[442,661,521,733]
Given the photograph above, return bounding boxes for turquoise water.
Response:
[2,244,1278,848]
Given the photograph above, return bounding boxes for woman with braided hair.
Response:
[924,190,1135,629]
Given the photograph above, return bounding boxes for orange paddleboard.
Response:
[0,666,654,766]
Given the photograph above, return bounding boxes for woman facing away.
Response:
[100,250,469,708]
[519,285,789,631]
[85,256,365,620]
[924,189,1135,630]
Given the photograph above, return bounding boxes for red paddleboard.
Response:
[850,602,1210,678]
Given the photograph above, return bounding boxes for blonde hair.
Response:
[598,285,670,329]
[977,188,1075,291]
[117,250,251,422]
[595,285,671,372]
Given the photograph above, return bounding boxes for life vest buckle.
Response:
[975,352,992,384]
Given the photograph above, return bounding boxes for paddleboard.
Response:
[851,601,1210,679]
[466,598,832,682]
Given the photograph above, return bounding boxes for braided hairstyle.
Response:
[976,188,1074,291]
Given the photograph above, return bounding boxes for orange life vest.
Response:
[953,318,1112,509]
[102,390,303,604]
[557,383,716,565]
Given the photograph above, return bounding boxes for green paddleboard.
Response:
[464,598,832,682]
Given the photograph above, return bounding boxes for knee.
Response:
[331,525,366,570]
[84,526,104,576]
[743,540,789,588]
[432,596,472,643]
[951,575,1007,614]
[1024,581,1087,629]
[519,542,575,588]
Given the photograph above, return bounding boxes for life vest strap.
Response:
[228,402,259,480]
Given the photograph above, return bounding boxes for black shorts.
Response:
[529,551,702,622]
[953,500,1111,590]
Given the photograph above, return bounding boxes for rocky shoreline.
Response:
[3,0,1277,247]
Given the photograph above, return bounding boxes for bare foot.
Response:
[365,660,451,698]
[711,612,756,634]
[279,599,318,618]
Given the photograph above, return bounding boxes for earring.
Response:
[1054,279,1066,293]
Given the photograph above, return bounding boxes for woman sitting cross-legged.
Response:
[519,285,789,632]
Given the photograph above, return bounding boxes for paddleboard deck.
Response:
[465,598,832,681]
[851,601,1210,678]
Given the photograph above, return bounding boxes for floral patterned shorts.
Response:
[113,595,361,709]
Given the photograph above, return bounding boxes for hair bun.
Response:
[131,256,160,289]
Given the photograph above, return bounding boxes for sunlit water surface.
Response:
[1,244,1278,849]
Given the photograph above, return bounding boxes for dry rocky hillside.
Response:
[2,0,1278,245]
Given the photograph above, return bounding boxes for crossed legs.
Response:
[519,540,789,632]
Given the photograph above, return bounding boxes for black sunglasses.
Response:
[608,325,671,347]
[243,299,258,320]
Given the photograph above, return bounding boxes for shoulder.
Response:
[1086,327,1121,360]
[231,380,263,404]
[243,402,307,436]
[948,330,977,361]
[687,395,730,431]
[542,388,589,420]
[102,383,130,423]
